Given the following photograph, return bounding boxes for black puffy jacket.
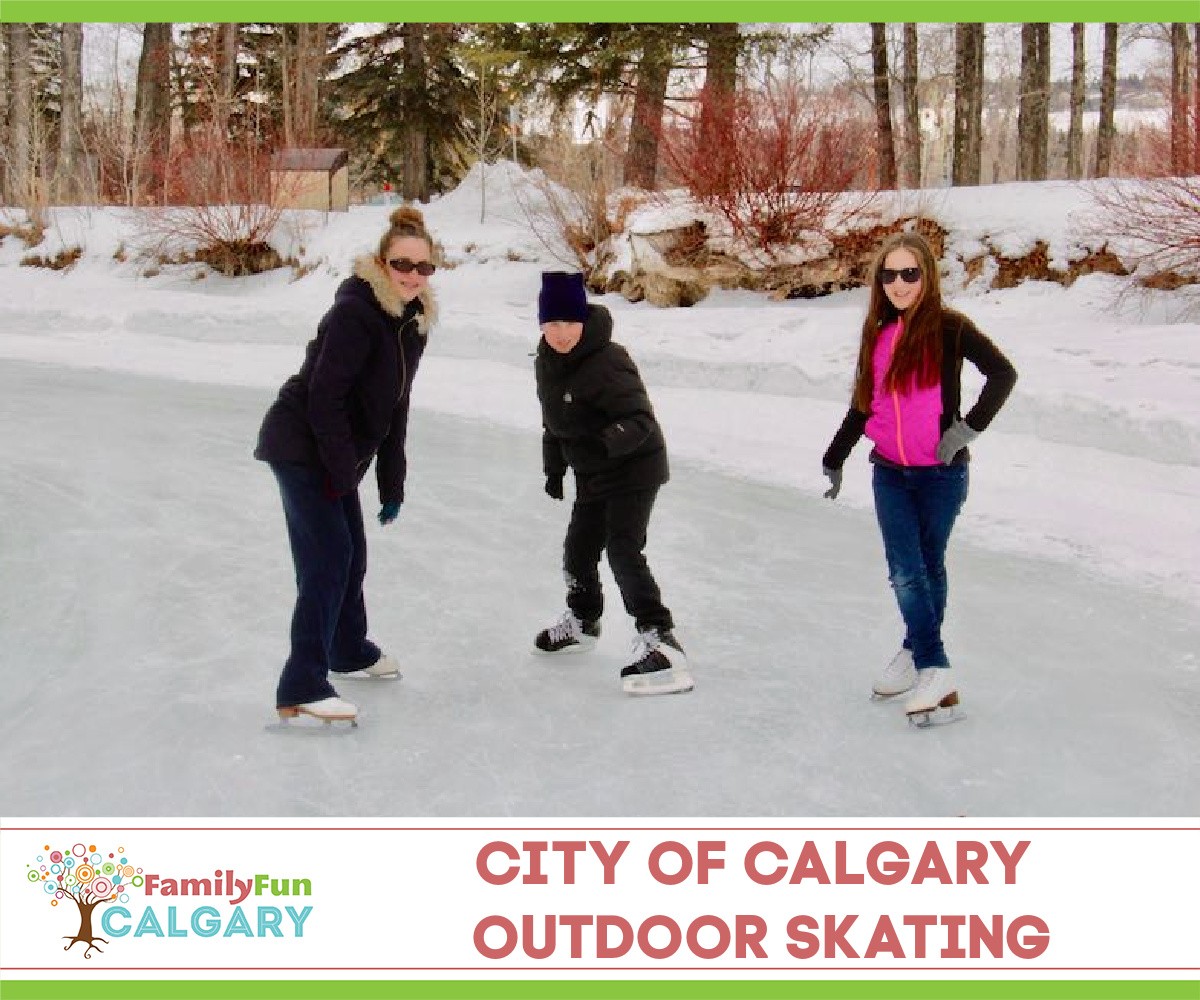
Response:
[535,303,668,502]
[254,256,434,502]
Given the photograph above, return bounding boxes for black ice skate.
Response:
[620,628,694,696]
[534,610,601,654]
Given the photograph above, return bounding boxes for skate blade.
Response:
[337,667,401,680]
[906,699,963,729]
[532,637,598,656]
[275,707,358,728]
[623,668,695,697]
[870,687,914,701]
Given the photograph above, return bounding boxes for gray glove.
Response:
[822,466,843,500]
[936,418,979,465]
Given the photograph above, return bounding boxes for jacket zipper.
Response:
[886,324,909,465]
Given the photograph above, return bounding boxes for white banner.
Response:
[2,820,1198,976]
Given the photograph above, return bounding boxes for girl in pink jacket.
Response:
[821,232,1017,724]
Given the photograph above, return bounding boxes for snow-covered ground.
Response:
[1,165,1197,818]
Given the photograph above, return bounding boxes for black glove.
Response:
[822,466,843,500]
[545,475,564,501]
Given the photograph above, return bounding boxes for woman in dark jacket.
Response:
[533,271,692,697]
[821,231,1016,725]
[255,207,437,725]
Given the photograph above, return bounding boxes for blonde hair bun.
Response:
[389,206,426,229]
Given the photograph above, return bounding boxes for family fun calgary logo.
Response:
[26,841,139,959]
[26,838,314,961]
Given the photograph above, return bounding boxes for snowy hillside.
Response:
[1,165,1197,817]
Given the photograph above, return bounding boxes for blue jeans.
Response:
[872,462,969,669]
[270,462,381,708]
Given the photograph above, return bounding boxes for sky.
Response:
[0,162,1197,820]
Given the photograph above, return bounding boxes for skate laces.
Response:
[546,611,580,644]
[629,629,661,662]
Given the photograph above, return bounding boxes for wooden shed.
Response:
[270,148,350,212]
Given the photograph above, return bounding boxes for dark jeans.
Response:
[270,462,381,708]
[872,462,969,669]
[563,487,673,633]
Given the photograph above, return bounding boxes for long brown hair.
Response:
[851,231,944,412]
[377,205,434,261]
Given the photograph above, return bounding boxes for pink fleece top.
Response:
[864,319,943,466]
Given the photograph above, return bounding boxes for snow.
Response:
[1,164,1197,818]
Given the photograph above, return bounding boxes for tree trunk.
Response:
[870,23,897,189]
[1066,24,1085,179]
[622,32,669,190]
[293,23,325,147]
[952,23,984,187]
[134,23,173,204]
[1194,23,1200,173]
[6,23,33,205]
[1170,23,1190,174]
[902,22,920,188]
[1093,23,1117,177]
[699,23,738,152]
[1017,23,1050,181]
[218,23,238,132]
[57,23,86,202]
[401,24,429,202]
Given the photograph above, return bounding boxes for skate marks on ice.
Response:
[2,362,1199,815]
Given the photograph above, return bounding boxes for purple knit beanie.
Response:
[538,271,589,324]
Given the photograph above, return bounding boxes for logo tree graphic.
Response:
[27,842,140,958]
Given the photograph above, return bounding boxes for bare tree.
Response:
[901,23,920,188]
[217,23,238,130]
[1067,23,1085,180]
[1170,23,1191,175]
[699,23,739,153]
[281,24,327,147]
[1093,23,1118,177]
[952,23,984,186]
[58,23,86,202]
[1017,23,1050,181]
[134,23,173,204]
[1195,24,1200,174]
[870,23,896,188]
[5,23,33,206]
[623,31,670,190]
[401,24,429,202]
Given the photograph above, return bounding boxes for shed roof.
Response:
[270,148,348,173]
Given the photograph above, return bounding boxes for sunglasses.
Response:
[880,266,922,285]
[387,257,436,277]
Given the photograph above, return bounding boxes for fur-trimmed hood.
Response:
[352,255,437,334]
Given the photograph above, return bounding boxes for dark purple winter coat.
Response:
[254,256,435,503]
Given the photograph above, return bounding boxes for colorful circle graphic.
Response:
[72,844,86,857]
[91,878,112,896]
[75,865,95,883]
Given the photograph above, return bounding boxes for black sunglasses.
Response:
[880,266,921,285]
[387,257,436,277]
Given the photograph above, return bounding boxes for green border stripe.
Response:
[3,982,1200,1000]
[1,2,1198,22]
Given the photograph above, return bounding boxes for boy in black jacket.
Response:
[533,271,693,696]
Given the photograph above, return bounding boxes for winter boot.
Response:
[620,628,694,696]
[534,610,601,654]
[904,666,959,719]
[873,647,917,697]
[277,696,358,727]
[338,653,401,680]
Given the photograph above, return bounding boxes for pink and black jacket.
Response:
[822,310,1017,472]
